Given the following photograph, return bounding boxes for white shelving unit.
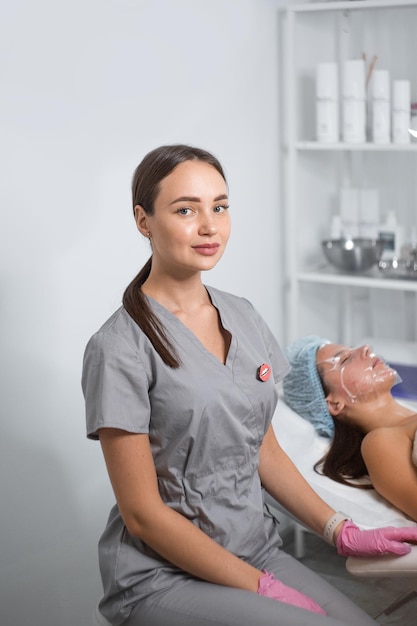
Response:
[281,0,417,358]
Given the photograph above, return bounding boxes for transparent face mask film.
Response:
[317,346,401,403]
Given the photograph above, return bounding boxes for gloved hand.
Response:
[336,520,417,557]
[257,570,326,615]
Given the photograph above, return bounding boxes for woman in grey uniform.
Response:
[82,144,417,626]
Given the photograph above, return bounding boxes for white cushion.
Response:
[346,546,417,578]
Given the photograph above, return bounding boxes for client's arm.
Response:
[361,427,417,522]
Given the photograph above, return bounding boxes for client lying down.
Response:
[283,336,417,523]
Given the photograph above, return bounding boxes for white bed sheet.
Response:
[270,397,417,530]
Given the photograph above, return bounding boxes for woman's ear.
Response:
[134,205,150,237]
[326,395,345,417]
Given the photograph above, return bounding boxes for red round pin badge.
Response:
[257,363,271,382]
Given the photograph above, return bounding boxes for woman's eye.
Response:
[340,351,353,364]
[177,207,192,215]
[214,204,229,213]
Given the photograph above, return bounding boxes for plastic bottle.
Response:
[400,226,417,262]
[340,188,359,238]
[371,70,390,144]
[329,215,342,239]
[359,189,380,239]
[316,62,339,143]
[378,210,404,260]
[342,60,366,143]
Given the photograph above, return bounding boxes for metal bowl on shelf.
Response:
[321,237,385,272]
[378,257,417,280]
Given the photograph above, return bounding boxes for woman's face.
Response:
[135,160,230,276]
[316,343,397,404]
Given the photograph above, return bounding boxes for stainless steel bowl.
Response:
[378,257,417,280]
[321,238,385,272]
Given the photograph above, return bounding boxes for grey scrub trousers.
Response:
[82,286,377,626]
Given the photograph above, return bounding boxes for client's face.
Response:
[316,343,397,404]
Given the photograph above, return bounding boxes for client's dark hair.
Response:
[123,144,227,368]
[314,364,372,490]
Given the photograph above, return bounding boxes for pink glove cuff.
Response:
[257,570,327,615]
[257,571,275,595]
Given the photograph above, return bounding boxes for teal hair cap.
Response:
[282,335,334,438]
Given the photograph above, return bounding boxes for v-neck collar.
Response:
[144,286,237,369]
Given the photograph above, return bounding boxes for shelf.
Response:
[297,269,417,291]
[294,141,417,152]
[282,0,417,343]
[289,1,417,13]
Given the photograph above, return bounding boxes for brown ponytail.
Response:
[122,144,227,368]
[123,256,181,368]
[314,414,372,490]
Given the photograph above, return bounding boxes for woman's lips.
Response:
[372,357,389,370]
[192,243,220,256]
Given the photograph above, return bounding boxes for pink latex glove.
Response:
[337,520,417,557]
[257,570,326,615]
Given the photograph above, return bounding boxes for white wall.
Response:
[0,1,287,624]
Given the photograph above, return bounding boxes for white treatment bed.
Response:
[270,396,417,536]
[269,396,417,616]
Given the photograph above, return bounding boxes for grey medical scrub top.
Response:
[82,286,290,624]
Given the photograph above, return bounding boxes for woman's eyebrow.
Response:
[333,348,350,358]
[169,194,228,205]
[321,350,344,362]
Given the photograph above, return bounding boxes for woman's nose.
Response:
[359,344,371,358]
[199,212,217,235]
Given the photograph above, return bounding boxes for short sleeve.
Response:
[82,330,151,440]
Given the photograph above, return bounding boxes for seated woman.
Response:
[283,336,417,523]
